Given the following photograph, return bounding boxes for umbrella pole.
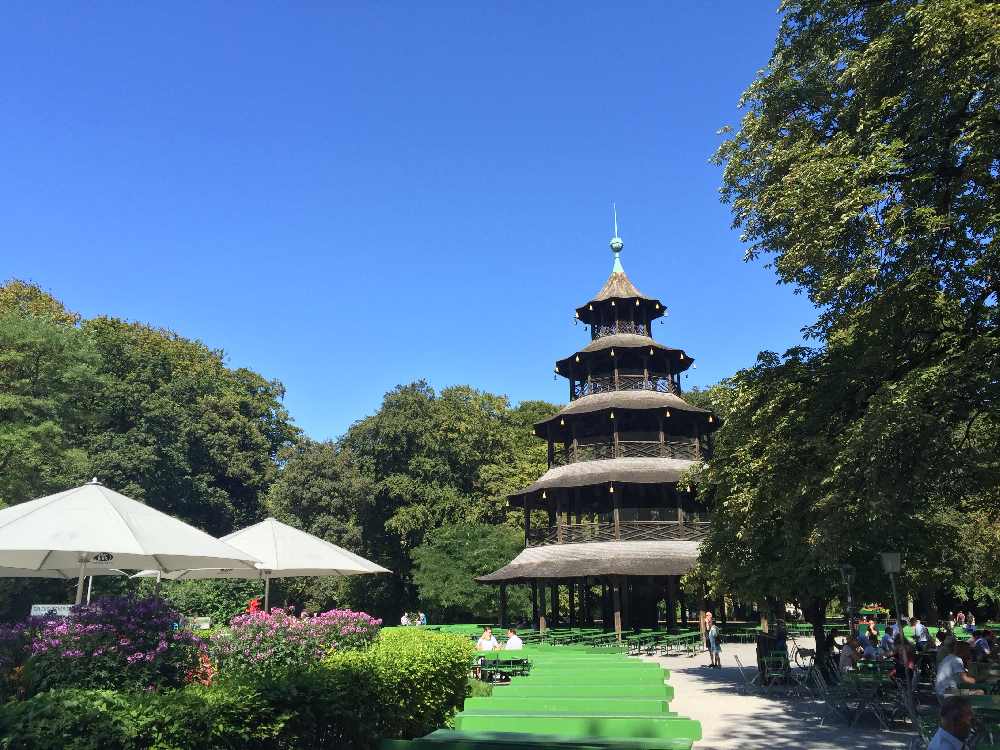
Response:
[264,577,270,613]
[74,560,87,605]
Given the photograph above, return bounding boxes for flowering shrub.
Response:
[18,596,203,694]
[209,607,381,680]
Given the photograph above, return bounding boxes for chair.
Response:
[734,654,759,695]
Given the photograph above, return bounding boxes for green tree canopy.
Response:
[412,522,529,623]
[702,0,1000,630]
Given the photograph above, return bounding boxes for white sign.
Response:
[189,617,211,630]
[31,604,72,618]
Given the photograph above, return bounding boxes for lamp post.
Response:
[839,564,856,631]
[880,551,913,717]
[880,553,904,636]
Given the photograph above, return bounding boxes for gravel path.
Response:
[643,639,914,749]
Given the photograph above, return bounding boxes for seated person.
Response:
[973,630,992,661]
[936,641,980,697]
[937,628,956,664]
[928,696,973,750]
[839,635,862,672]
[858,630,878,660]
[879,627,896,655]
[476,626,500,652]
[503,627,523,650]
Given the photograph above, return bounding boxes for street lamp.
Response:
[881,551,914,717]
[881,552,904,634]
[839,564,856,631]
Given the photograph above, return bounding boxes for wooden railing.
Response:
[592,321,649,338]
[573,374,680,398]
[526,520,711,547]
[551,439,700,467]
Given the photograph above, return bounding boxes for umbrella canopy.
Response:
[135,517,390,609]
[0,479,261,602]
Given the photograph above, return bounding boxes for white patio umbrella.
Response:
[0,479,261,604]
[134,517,390,610]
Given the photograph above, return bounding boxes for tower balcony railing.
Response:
[551,439,701,467]
[526,520,711,547]
[573,374,680,398]
[592,321,650,339]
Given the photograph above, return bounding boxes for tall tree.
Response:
[702,0,1000,639]
[81,316,299,535]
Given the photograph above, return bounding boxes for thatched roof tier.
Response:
[533,390,718,438]
[554,334,693,383]
[574,271,666,327]
[508,457,697,505]
[475,539,700,583]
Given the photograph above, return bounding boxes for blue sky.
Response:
[2,2,814,440]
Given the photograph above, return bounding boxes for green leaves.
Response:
[706,0,1000,619]
[412,522,529,622]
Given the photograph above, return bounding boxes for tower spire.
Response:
[610,202,624,272]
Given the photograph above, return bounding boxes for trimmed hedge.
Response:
[0,628,474,750]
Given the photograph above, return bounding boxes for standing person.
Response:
[504,628,523,650]
[912,617,930,652]
[705,613,722,669]
[927,696,974,750]
[477,627,499,652]
[955,611,965,628]
[418,611,427,626]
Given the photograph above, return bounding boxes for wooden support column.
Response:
[666,576,677,629]
[531,580,539,629]
[538,581,548,633]
[556,495,564,544]
[612,484,621,540]
[612,577,623,641]
[680,588,688,627]
[569,580,577,627]
[658,414,665,458]
[499,584,508,629]
[524,501,531,546]
[551,581,560,626]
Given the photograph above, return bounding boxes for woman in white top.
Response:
[476,627,500,652]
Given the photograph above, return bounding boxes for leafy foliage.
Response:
[412,522,530,622]
[702,0,1000,626]
[272,385,555,620]
[0,628,473,750]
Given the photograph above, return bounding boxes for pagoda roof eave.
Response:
[509,456,698,501]
[533,391,719,436]
[475,539,700,583]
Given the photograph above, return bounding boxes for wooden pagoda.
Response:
[478,228,720,639]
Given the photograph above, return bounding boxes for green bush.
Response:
[0,685,287,750]
[0,628,474,750]
[366,627,475,738]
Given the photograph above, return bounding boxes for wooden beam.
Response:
[612,577,623,641]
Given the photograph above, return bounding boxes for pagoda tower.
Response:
[479,224,720,639]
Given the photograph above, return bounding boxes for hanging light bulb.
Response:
[542,491,547,499]
[575,354,580,363]
[655,303,660,310]
[708,415,714,423]
[649,348,654,356]
[610,348,615,357]
[588,304,593,311]
[609,484,614,494]
[609,411,615,419]
[560,418,565,426]
[611,300,615,307]
[635,299,640,306]
[665,409,672,418]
